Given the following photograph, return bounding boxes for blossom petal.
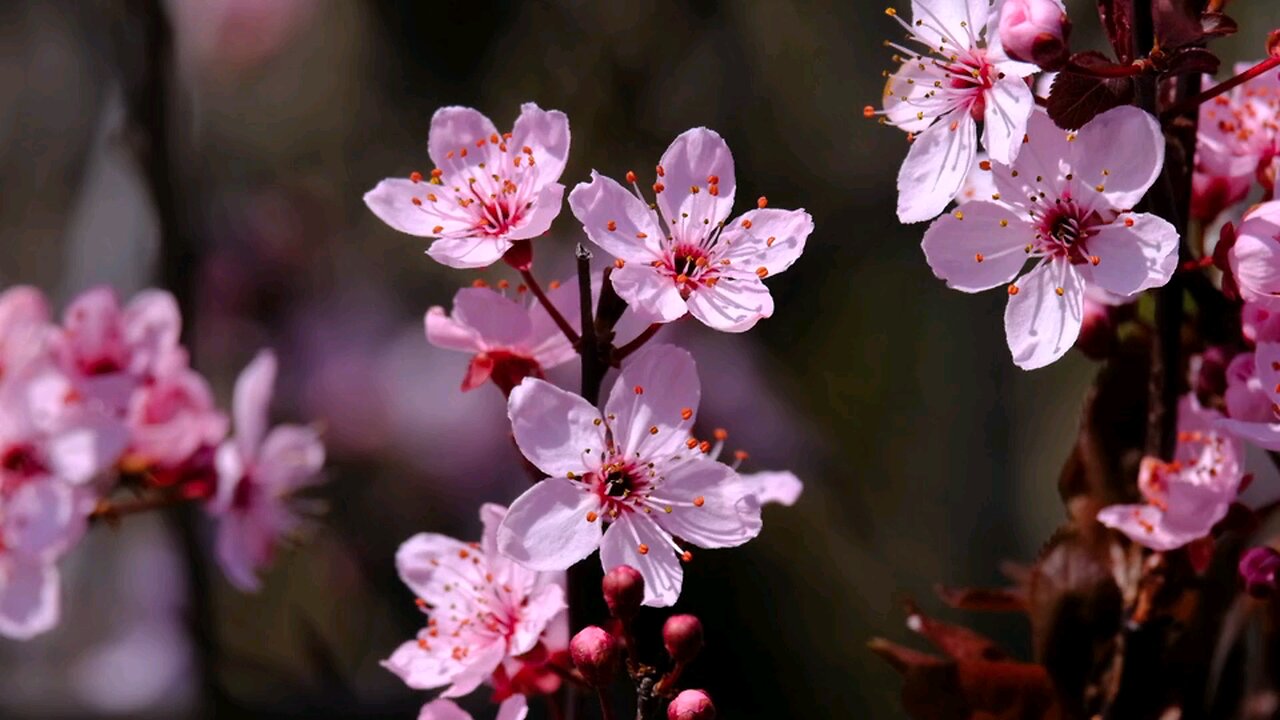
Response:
[610,263,688,324]
[214,512,270,592]
[450,288,534,350]
[395,532,473,605]
[685,274,774,332]
[605,344,700,460]
[233,349,276,460]
[739,470,804,507]
[1080,213,1178,296]
[44,412,129,485]
[364,179,477,238]
[656,128,737,231]
[426,235,512,270]
[498,478,602,571]
[981,76,1034,165]
[507,379,606,477]
[1072,106,1165,210]
[909,0,991,50]
[1097,504,1193,551]
[716,208,814,277]
[994,109,1073,202]
[569,172,666,261]
[921,201,1031,292]
[0,560,59,640]
[417,699,472,720]
[882,60,945,133]
[655,460,761,549]
[504,183,566,242]
[509,102,571,185]
[428,107,500,170]
[256,425,325,493]
[3,480,85,559]
[510,582,566,656]
[1217,418,1280,450]
[1230,203,1280,309]
[425,307,484,354]
[497,696,530,720]
[599,515,682,607]
[1004,260,1084,370]
[440,638,507,698]
[897,112,977,223]
[384,638,457,692]
[122,290,181,377]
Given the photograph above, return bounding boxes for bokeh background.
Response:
[0,1,1278,717]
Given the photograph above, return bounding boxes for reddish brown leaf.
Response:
[935,584,1029,614]
[904,600,1009,663]
[1047,53,1137,130]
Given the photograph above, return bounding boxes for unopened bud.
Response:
[569,626,619,686]
[602,565,645,621]
[667,689,716,720]
[662,614,704,663]
[998,0,1070,70]
[1240,546,1280,598]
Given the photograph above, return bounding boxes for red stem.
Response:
[613,323,663,362]
[520,268,580,345]
[1164,56,1280,119]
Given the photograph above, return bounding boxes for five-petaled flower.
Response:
[365,103,570,269]
[921,107,1179,369]
[1193,62,1280,221]
[497,344,762,607]
[384,503,566,700]
[569,128,813,333]
[1098,396,1243,551]
[1219,339,1280,451]
[210,350,325,592]
[874,0,1039,223]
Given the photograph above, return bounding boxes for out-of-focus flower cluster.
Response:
[0,284,324,640]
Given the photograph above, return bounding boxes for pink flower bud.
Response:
[1240,546,1280,598]
[662,614,704,664]
[569,626,619,687]
[602,565,645,621]
[998,0,1070,70]
[667,689,716,720]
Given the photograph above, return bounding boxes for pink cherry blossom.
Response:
[426,284,578,394]
[1193,62,1280,220]
[0,475,89,639]
[210,350,324,592]
[569,129,813,332]
[1098,396,1243,551]
[1226,201,1280,311]
[0,361,128,487]
[54,287,182,413]
[364,103,570,269]
[1218,341,1280,450]
[497,344,762,607]
[383,503,566,700]
[1243,301,1280,344]
[0,286,52,383]
[417,696,528,720]
[921,107,1179,369]
[875,0,1038,223]
[125,350,228,471]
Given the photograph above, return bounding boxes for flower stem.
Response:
[577,245,604,405]
[521,268,580,345]
[1163,56,1280,119]
[613,323,664,363]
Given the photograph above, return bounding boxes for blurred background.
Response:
[0,1,1278,717]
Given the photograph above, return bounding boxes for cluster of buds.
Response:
[568,565,716,719]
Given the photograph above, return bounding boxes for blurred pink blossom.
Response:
[417,695,528,720]
[1194,62,1280,220]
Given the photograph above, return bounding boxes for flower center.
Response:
[661,243,718,296]
[591,459,650,517]
[1034,200,1102,263]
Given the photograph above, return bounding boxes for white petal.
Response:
[599,515,683,607]
[1080,213,1179,296]
[981,76,1034,165]
[605,344,701,462]
[498,478,603,571]
[1004,260,1084,370]
[739,470,804,507]
[656,128,737,231]
[921,201,1032,292]
[685,273,774,332]
[507,379,605,478]
[897,112,978,223]
[569,172,667,262]
[610,263,688,324]
[1072,106,1165,210]
[654,461,761,549]
[0,560,59,640]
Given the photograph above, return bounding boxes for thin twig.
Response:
[577,245,603,405]
[521,268,580,345]
[1163,56,1280,120]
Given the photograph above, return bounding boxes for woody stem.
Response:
[1163,55,1280,119]
[521,268,580,345]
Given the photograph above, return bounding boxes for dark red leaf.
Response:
[1047,54,1137,130]
[903,600,1009,663]
[1159,47,1220,77]
[1096,0,1136,64]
